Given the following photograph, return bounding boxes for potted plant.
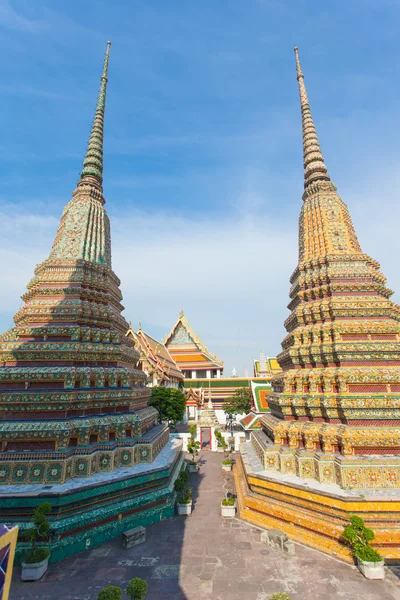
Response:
[174,469,188,494]
[222,459,234,472]
[97,586,122,600]
[21,502,52,581]
[177,487,193,515]
[342,515,385,579]
[126,577,148,600]
[187,425,200,472]
[214,430,227,453]
[221,496,236,518]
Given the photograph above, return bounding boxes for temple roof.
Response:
[163,311,223,370]
[238,412,261,431]
[253,357,281,377]
[250,380,272,413]
[126,326,184,382]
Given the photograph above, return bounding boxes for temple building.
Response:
[126,324,184,388]
[164,311,224,379]
[0,43,182,563]
[253,351,282,378]
[235,47,400,562]
[164,313,273,423]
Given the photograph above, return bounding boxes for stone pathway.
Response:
[10,452,400,600]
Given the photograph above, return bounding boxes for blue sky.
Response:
[1,0,400,375]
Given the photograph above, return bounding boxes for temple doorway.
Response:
[201,427,211,450]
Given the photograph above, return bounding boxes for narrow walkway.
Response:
[10,452,400,600]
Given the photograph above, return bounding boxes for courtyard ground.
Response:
[10,451,400,600]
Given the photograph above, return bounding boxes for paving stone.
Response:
[10,451,400,600]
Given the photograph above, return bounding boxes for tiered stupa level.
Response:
[235,48,400,562]
[257,47,400,488]
[0,44,181,564]
[0,43,166,485]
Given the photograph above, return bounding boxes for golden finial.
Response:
[294,46,331,190]
[80,41,112,187]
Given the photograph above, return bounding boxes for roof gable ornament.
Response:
[163,312,223,367]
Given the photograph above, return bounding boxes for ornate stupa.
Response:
[0,43,181,562]
[235,47,400,562]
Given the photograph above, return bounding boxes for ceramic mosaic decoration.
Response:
[235,48,400,562]
[0,43,181,562]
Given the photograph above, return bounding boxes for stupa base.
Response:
[0,438,183,564]
[234,442,400,563]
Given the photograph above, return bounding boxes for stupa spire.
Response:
[80,41,111,188]
[294,46,331,190]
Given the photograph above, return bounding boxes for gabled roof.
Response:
[239,380,272,431]
[251,380,272,413]
[126,325,184,382]
[254,357,281,376]
[238,412,261,431]
[163,311,223,368]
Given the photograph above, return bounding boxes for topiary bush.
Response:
[214,429,227,449]
[126,577,148,600]
[342,515,382,563]
[178,487,192,505]
[221,497,235,506]
[23,502,52,564]
[174,468,189,493]
[97,585,122,600]
[269,594,292,600]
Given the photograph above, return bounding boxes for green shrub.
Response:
[97,585,122,600]
[222,497,235,506]
[188,425,197,438]
[269,594,292,600]
[23,547,50,564]
[126,577,148,600]
[23,501,52,564]
[214,430,227,449]
[187,424,200,462]
[356,545,383,563]
[342,515,382,563]
[222,459,233,465]
[174,469,189,492]
[178,487,192,504]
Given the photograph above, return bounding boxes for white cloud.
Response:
[0,0,45,32]
[1,162,400,377]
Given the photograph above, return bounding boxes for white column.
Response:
[191,371,196,378]
[206,370,211,378]
[216,370,221,379]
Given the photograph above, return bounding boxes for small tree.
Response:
[97,586,122,600]
[24,502,52,564]
[342,515,382,563]
[150,387,186,425]
[224,387,252,417]
[214,429,227,450]
[174,469,189,493]
[187,425,200,464]
[126,577,148,600]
